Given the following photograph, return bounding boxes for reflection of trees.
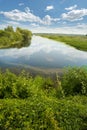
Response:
[16,27,32,48]
[0,26,32,48]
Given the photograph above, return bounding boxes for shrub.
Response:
[61,67,87,96]
[0,96,87,130]
[0,69,87,129]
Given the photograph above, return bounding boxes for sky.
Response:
[0,0,87,34]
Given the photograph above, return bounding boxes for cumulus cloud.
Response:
[65,5,77,11]
[6,21,20,25]
[43,15,52,25]
[43,15,59,25]
[19,3,24,6]
[0,7,59,25]
[62,8,87,21]
[45,5,54,11]
[0,8,42,23]
[30,23,39,27]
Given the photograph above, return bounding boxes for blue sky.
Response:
[0,0,87,34]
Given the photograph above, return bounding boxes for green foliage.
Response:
[39,34,87,51]
[16,27,32,47]
[61,67,87,96]
[54,96,87,130]
[0,70,32,99]
[4,26,14,32]
[0,68,87,129]
[0,96,87,130]
[0,26,32,48]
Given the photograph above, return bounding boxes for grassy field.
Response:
[38,34,87,51]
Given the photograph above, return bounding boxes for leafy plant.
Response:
[0,69,87,129]
[61,67,87,96]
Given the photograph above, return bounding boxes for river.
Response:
[0,35,87,75]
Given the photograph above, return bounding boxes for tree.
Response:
[4,26,14,32]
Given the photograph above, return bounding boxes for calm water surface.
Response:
[0,35,87,73]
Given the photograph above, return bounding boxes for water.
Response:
[0,35,87,73]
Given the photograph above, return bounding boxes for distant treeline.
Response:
[0,26,32,48]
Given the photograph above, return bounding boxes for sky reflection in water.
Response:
[0,36,87,69]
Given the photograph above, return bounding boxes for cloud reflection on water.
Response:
[0,35,87,68]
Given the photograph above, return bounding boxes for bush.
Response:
[0,98,61,130]
[0,70,33,99]
[0,69,87,129]
[0,96,87,130]
[61,67,87,96]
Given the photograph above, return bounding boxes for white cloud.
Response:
[30,24,87,34]
[30,23,39,27]
[19,3,24,6]
[0,21,87,34]
[0,7,59,25]
[45,5,54,11]
[25,7,31,13]
[42,15,59,25]
[41,15,59,25]
[43,15,52,25]
[0,8,42,23]
[0,24,8,29]
[76,23,87,29]
[6,21,20,25]
[62,8,87,21]
[65,5,77,11]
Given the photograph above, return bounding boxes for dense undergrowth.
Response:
[38,34,87,51]
[0,67,87,130]
[0,26,32,48]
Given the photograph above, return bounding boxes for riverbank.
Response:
[0,26,32,48]
[38,34,87,51]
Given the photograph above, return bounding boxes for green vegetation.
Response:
[38,34,87,51]
[0,67,87,129]
[0,26,32,48]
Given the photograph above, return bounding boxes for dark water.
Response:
[0,35,87,74]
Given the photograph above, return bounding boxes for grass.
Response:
[38,34,87,51]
